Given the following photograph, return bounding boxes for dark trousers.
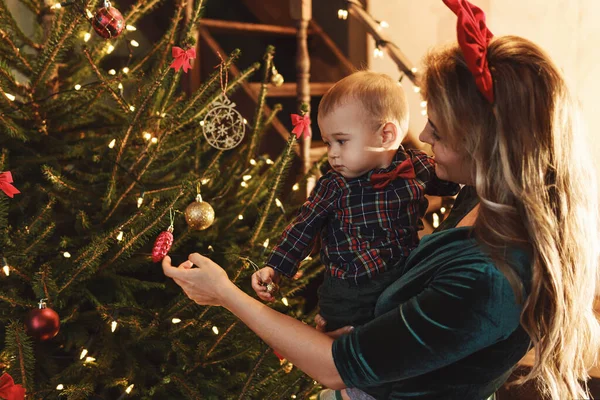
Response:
[317,267,405,332]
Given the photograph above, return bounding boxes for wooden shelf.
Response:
[199,18,313,36]
[248,82,334,97]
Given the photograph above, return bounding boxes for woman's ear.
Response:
[381,122,398,148]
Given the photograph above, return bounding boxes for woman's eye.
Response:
[432,130,440,140]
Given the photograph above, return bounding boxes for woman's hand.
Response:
[162,254,231,306]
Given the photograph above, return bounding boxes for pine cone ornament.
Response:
[152,228,174,263]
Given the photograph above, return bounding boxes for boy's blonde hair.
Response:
[318,71,409,135]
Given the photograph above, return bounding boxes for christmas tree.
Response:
[0,0,324,398]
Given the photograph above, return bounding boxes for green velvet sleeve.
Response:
[331,256,523,388]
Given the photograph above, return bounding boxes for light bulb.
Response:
[275,198,282,208]
[2,265,9,277]
[63,251,71,258]
[199,120,205,126]
[201,178,210,185]
[240,181,248,188]
[282,297,289,306]
[108,138,116,148]
[337,9,348,19]
[172,318,181,324]
[83,32,91,42]
[106,44,115,54]
[125,384,134,394]
[111,320,118,332]
[379,20,389,29]
[263,238,270,248]
[373,47,384,59]
[142,132,152,141]
[242,175,252,181]
[413,87,421,93]
[243,118,248,124]
[130,40,139,47]
[126,25,137,31]
[150,137,158,144]
[137,196,144,208]
[249,159,257,165]
[292,183,299,191]
[122,67,130,74]
[56,384,64,390]
[74,84,81,90]
[51,2,62,9]
[421,109,427,116]
[84,356,96,363]
[108,69,116,75]
[432,213,440,228]
[80,349,88,359]
[238,215,244,220]
[4,93,15,101]
[411,67,418,73]
[212,326,219,335]
[440,207,446,214]
[129,105,135,112]
[420,101,427,108]
[266,159,274,165]
[116,231,124,241]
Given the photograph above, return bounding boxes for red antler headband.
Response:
[443,0,495,103]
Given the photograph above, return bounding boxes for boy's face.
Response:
[318,100,388,179]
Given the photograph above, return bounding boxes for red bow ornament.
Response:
[0,373,25,400]
[443,0,495,103]
[170,46,196,73]
[0,171,20,198]
[291,114,311,140]
[370,158,415,189]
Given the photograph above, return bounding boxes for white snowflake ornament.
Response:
[202,95,246,150]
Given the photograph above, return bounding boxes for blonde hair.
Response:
[318,71,409,134]
[422,35,600,399]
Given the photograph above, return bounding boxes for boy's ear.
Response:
[381,122,398,148]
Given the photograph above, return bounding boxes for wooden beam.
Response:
[309,20,355,76]
[200,19,312,36]
[247,82,334,97]
[198,26,297,153]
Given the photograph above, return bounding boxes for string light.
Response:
[63,251,71,258]
[126,25,137,31]
[111,320,118,332]
[122,67,130,74]
[74,84,81,90]
[4,93,15,101]
[85,9,93,18]
[263,238,270,250]
[129,105,135,112]
[440,207,446,214]
[250,159,257,165]
[421,109,427,116]
[282,297,289,306]
[337,9,348,19]
[201,178,210,185]
[432,213,440,228]
[51,2,62,9]
[243,118,248,124]
[242,175,252,181]
[413,87,421,93]
[84,356,96,363]
[207,245,214,252]
[137,193,145,208]
[56,384,64,390]
[116,230,124,241]
[141,132,151,141]
[83,32,91,42]
[378,20,389,29]
[292,183,299,191]
[240,181,248,188]
[199,121,205,126]
[106,44,115,54]
[411,67,418,73]
[125,384,134,394]
[304,256,313,261]
[266,159,274,165]
[130,40,139,47]
[238,215,244,220]
[108,138,116,148]
[2,257,9,276]
[171,318,181,324]
[212,326,219,335]
[275,198,285,214]
[108,69,116,75]
[420,101,427,108]
[80,349,88,359]
[373,46,384,59]
[150,137,158,144]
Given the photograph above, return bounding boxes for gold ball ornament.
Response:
[185,194,215,230]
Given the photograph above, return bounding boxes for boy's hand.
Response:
[251,266,280,302]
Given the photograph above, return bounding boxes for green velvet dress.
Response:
[331,187,532,399]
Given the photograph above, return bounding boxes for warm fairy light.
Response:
[56,384,64,390]
[413,87,421,93]
[85,9,93,18]
[116,230,124,241]
[106,44,115,54]
[240,181,248,188]
[150,137,158,144]
[421,110,427,116]
[304,256,313,261]
[80,349,88,359]
[432,213,440,228]
[125,384,134,394]
[130,40,139,47]
[108,138,116,148]
[111,320,118,332]
[373,46,384,58]
[137,196,144,208]
[84,356,96,363]
[160,112,166,117]
[242,175,252,181]
[142,132,152,141]
[122,67,130,74]
[199,121,205,126]
[291,396,296,399]
[440,207,446,214]
[411,67,418,73]
[83,32,91,42]
[282,297,289,306]
[292,183,299,191]
[243,118,248,124]
[4,93,15,101]
[129,105,135,112]
[51,2,62,9]
[379,20,389,29]
[250,159,257,165]
[126,25,137,31]
[266,159,274,165]
[171,318,181,324]
[212,326,219,335]
[238,215,244,220]
[63,251,71,258]
[118,83,124,90]
[337,9,348,19]
[207,245,214,252]
[74,84,81,90]
[263,238,270,248]
[108,69,116,75]
[2,257,9,276]
[201,178,210,185]
[275,198,282,208]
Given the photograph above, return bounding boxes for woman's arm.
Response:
[162,254,348,389]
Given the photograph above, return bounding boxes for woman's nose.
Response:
[419,127,430,144]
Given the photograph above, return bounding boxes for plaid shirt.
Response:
[266,146,460,284]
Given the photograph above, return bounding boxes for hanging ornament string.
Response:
[216,51,228,96]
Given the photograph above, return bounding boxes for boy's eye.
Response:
[337,140,346,145]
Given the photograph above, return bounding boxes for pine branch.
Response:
[237,346,270,400]
[0,0,41,50]
[0,28,32,73]
[81,47,130,114]
[245,45,274,165]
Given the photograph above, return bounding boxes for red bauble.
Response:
[152,228,174,263]
[25,300,60,341]
[91,5,125,39]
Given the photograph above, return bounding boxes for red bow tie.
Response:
[370,158,415,189]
